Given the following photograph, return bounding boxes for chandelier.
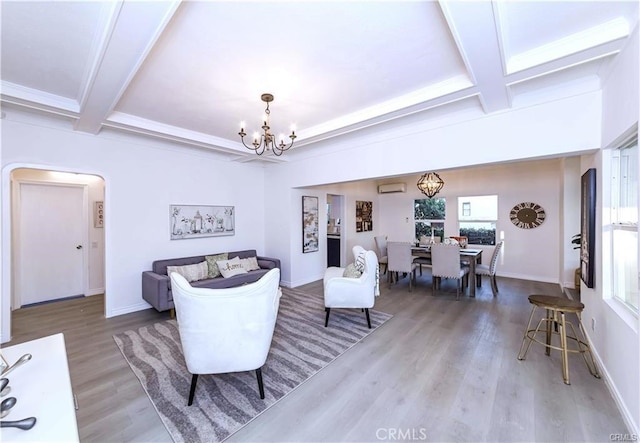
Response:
[238,93,296,156]
[417,172,444,198]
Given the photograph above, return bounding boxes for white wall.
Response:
[585,24,639,434]
[1,111,267,342]
[376,159,568,284]
[265,92,601,289]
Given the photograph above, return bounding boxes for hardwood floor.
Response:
[5,273,628,442]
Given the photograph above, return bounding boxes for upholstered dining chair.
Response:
[387,241,417,291]
[374,235,388,275]
[430,243,469,300]
[169,268,281,406]
[323,246,379,328]
[476,240,504,296]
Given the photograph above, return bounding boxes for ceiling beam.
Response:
[439,1,510,114]
[74,0,181,134]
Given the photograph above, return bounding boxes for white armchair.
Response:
[169,268,282,406]
[323,246,379,328]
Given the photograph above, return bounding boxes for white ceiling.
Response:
[1,1,637,164]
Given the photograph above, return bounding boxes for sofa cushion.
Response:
[217,257,248,278]
[343,263,362,278]
[167,260,208,283]
[240,256,260,271]
[355,251,366,273]
[205,253,228,278]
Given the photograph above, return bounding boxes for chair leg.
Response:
[188,374,198,406]
[409,270,414,292]
[364,308,372,328]
[491,275,499,295]
[256,367,265,399]
[324,307,331,327]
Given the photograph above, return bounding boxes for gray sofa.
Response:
[142,249,281,313]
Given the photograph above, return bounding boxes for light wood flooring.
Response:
[5,272,629,442]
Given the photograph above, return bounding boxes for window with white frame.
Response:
[414,198,445,241]
[611,137,638,312]
[458,195,498,245]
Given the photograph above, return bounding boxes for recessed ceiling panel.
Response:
[0,1,105,100]
[499,1,638,56]
[115,1,469,141]
[508,57,607,108]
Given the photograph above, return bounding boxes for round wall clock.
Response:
[510,202,546,229]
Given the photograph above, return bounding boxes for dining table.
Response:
[411,246,483,297]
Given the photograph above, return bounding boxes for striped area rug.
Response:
[113,287,392,443]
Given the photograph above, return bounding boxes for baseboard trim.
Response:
[584,329,639,436]
[85,288,105,296]
[106,301,151,318]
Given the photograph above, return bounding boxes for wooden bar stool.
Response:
[517,294,600,385]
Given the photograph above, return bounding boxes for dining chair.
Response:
[430,243,469,300]
[412,244,432,276]
[476,241,504,296]
[387,241,417,291]
[374,235,388,275]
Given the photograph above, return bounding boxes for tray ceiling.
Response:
[1,1,637,163]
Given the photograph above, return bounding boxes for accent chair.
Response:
[169,268,281,405]
[323,246,379,328]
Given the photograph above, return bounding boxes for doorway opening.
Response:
[9,168,106,328]
[327,194,346,267]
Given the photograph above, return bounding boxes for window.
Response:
[611,138,638,312]
[414,198,445,240]
[458,195,497,245]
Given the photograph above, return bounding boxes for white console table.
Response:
[0,333,79,442]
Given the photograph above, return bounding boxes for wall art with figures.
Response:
[170,205,234,240]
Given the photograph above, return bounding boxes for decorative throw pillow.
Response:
[355,251,366,273]
[239,256,260,271]
[217,257,248,278]
[167,260,208,283]
[205,253,228,278]
[343,263,362,278]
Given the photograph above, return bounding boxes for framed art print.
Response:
[170,205,234,240]
[302,196,319,253]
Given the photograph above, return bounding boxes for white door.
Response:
[17,183,85,306]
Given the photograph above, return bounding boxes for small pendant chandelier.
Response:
[239,93,296,156]
[417,172,444,198]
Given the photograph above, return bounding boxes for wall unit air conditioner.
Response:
[378,183,406,194]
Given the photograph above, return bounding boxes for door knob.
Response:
[76,245,82,250]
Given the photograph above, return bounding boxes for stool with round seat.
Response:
[517,294,600,385]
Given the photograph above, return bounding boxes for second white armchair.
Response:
[323,246,379,328]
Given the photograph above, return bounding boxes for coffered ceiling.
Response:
[1,1,637,163]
